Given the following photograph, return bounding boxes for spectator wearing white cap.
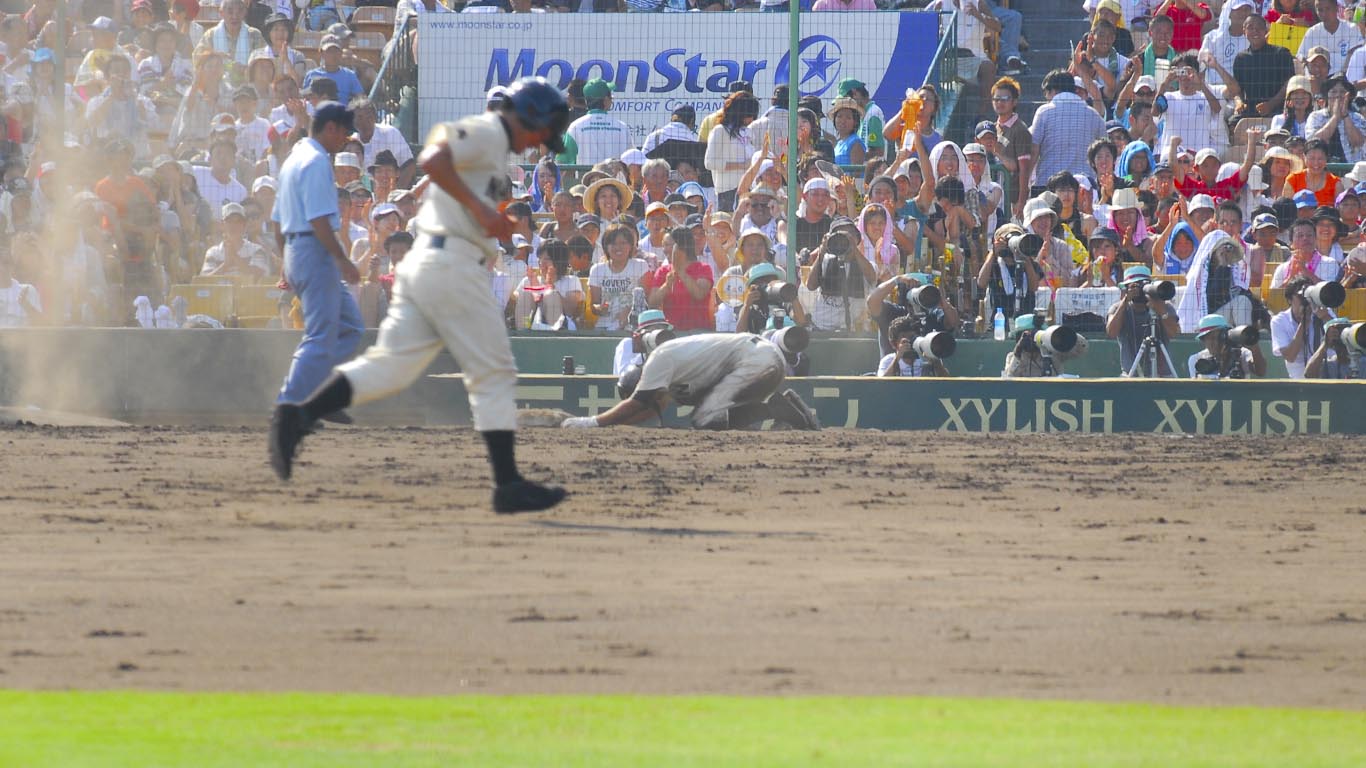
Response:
[350,202,404,274]
[333,152,362,187]
[963,142,1003,236]
[77,17,140,90]
[1172,128,1262,202]
[621,148,648,190]
[793,177,834,254]
[1021,196,1077,289]
[201,201,270,279]
[1297,0,1362,74]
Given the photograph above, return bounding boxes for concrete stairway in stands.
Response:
[1010,0,1095,121]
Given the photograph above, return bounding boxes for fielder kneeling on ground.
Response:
[562,330,820,430]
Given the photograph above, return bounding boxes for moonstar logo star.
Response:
[776,35,843,98]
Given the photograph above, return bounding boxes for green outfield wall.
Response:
[0,329,1330,428]
[508,375,1363,435]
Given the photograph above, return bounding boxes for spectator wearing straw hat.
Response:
[829,96,866,166]
[561,78,634,166]
[583,176,633,223]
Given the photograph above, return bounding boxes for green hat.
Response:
[582,78,616,100]
[1324,316,1352,328]
[1196,314,1231,337]
[904,272,932,285]
[1121,264,1152,286]
[837,78,866,97]
[1012,314,1038,337]
[746,262,780,285]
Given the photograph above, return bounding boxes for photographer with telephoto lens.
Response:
[1189,314,1267,379]
[803,215,877,331]
[737,262,807,335]
[1106,264,1181,376]
[877,314,951,377]
[1305,316,1359,378]
[977,223,1042,320]
[865,271,961,358]
[1271,275,1342,378]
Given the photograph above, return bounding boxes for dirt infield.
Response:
[1,424,1363,709]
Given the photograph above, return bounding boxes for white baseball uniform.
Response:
[633,333,786,428]
[338,112,520,432]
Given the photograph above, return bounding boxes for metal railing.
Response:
[369,16,419,153]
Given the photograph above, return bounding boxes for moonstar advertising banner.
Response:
[417,12,940,144]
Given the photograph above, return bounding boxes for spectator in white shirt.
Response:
[192,138,248,220]
[350,96,416,187]
[1198,0,1252,89]
[705,91,760,211]
[201,201,270,279]
[1271,218,1341,286]
[233,85,271,162]
[0,248,41,327]
[1271,275,1338,377]
[511,239,584,329]
[86,55,158,160]
[560,78,634,166]
[642,105,698,153]
[1298,0,1363,74]
[589,223,650,330]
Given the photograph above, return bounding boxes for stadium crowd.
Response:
[0,0,1361,379]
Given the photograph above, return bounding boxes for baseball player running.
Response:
[562,327,820,430]
[270,77,570,514]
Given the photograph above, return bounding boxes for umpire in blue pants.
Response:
[272,102,364,413]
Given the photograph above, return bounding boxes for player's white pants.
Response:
[690,340,786,429]
[338,240,518,432]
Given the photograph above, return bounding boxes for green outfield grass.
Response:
[1,691,1362,767]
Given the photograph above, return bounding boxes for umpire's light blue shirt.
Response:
[272,137,340,234]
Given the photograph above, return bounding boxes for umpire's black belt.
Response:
[284,231,315,241]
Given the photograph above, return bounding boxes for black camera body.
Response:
[1128,278,1176,305]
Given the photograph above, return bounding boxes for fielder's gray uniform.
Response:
[633,333,786,428]
[338,113,519,432]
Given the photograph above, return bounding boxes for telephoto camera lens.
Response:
[825,233,852,256]
[762,280,798,305]
[1345,322,1366,353]
[1143,279,1176,301]
[1007,233,1043,259]
[1036,325,1079,355]
[770,325,810,355]
[1303,280,1346,310]
[909,283,941,310]
[1225,324,1260,347]
[912,331,956,361]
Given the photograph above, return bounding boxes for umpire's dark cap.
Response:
[313,101,354,132]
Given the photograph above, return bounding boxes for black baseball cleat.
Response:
[268,404,308,481]
[767,389,821,431]
[319,410,354,425]
[493,480,568,514]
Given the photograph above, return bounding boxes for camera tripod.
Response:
[1040,354,1057,377]
[1125,325,1177,378]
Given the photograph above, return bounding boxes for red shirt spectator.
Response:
[1163,0,1213,52]
[645,228,714,331]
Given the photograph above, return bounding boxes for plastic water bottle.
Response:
[993,308,1006,341]
[627,286,648,329]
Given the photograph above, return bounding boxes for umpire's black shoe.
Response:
[269,404,308,481]
[493,480,568,514]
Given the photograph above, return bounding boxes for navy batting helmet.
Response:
[503,77,570,154]
[616,364,642,400]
